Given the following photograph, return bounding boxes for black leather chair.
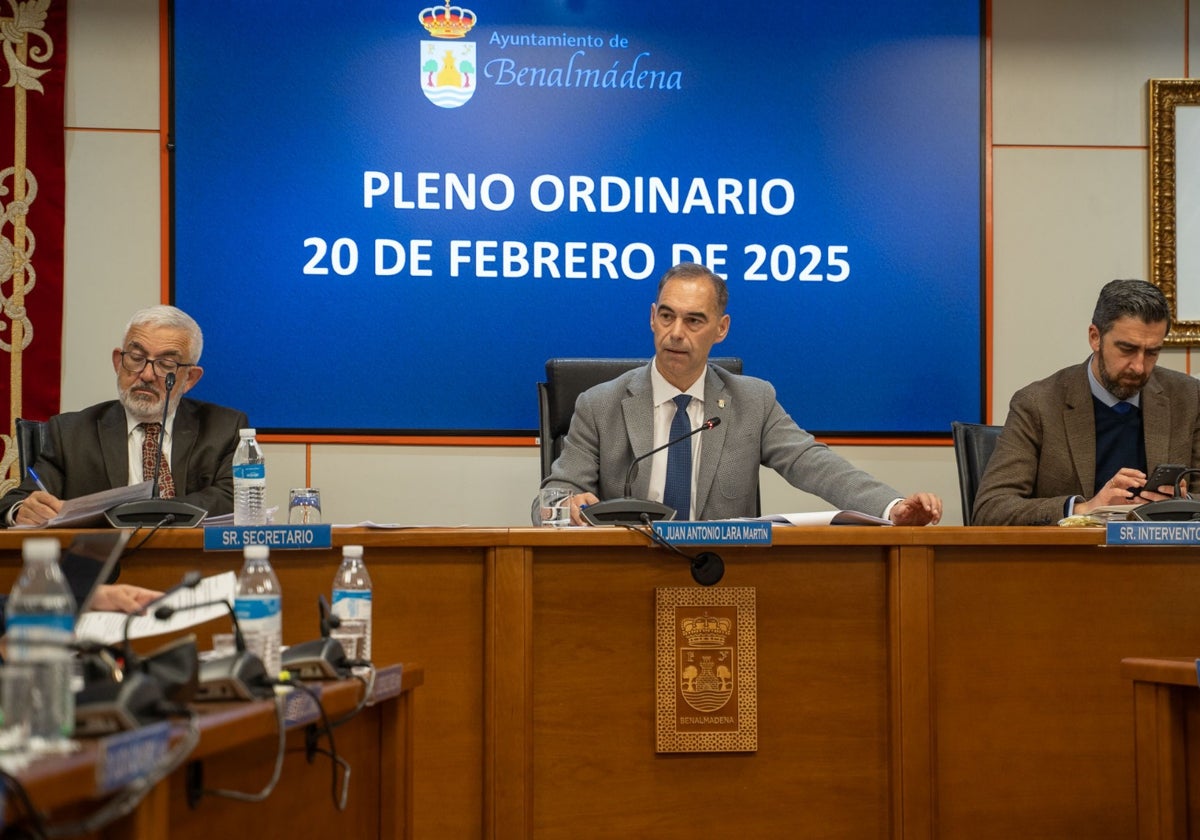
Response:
[537,357,743,480]
[950,420,1003,525]
[14,417,48,481]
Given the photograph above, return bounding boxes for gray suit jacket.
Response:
[536,363,901,522]
[0,398,248,525]
[973,360,1200,525]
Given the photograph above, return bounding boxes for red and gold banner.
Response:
[0,0,66,492]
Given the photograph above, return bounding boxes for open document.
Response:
[12,481,153,529]
[746,510,892,526]
[75,571,236,645]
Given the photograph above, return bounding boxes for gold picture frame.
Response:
[1150,78,1200,345]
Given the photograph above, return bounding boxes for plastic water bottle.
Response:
[234,544,282,679]
[331,545,373,662]
[6,537,76,740]
[233,428,266,526]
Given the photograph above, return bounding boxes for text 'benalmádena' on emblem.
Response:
[655,586,757,753]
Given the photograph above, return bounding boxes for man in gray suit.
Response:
[536,262,943,526]
[1,305,248,528]
[973,279,1200,525]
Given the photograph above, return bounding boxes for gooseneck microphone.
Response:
[122,569,204,664]
[281,594,352,680]
[582,416,722,526]
[105,371,209,528]
[149,371,175,499]
[624,416,721,497]
[155,598,248,653]
[75,569,206,736]
[157,598,272,700]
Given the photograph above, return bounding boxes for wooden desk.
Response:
[0,526,1194,839]
[7,664,422,839]
[1122,657,1200,840]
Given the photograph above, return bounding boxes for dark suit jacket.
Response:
[536,363,901,522]
[0,399,248,526]
[973,360,1200,525]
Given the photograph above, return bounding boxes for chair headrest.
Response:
[543,358,744,440]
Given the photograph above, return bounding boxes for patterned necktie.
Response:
[662,395,693,520]
[140,422,175,498]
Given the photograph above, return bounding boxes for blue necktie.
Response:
[1112,401,1133,414]
[663,395,693,519]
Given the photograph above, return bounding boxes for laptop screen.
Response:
[59,530,132,616]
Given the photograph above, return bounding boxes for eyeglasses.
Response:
[119,351,194,377]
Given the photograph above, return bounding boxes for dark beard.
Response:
[1097,353,1145,401]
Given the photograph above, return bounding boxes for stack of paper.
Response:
[747,510,892,526]
[75,571,236,645]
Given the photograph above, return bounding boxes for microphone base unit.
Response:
[195,650,273,701]
[1130,497,1200,521]
[281,637,349,680]
[105,500,208,529]
[582,498,676,527]
[74,672,167,737]
[139,635,201,704]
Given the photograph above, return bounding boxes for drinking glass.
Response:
[537,487,572,527]
[288,487,322,524]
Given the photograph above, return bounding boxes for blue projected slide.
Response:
[171,1,982,435]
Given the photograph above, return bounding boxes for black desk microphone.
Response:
[157,599,272,700]
[581,417,721,526]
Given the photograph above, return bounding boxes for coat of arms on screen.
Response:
[419,2,477,108]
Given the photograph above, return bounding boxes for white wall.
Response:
[61,0,1197,527]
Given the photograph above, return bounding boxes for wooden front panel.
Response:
[0,532,487,840]
[1122,659,1200,840]
[11,526,1200,838]
[528,543,893,839]
[165,703,387,839]
[1186,695,1200,839]
[6,672,418,840]
[932,544,1200,838]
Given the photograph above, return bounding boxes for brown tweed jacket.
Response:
[973,360,1200,525]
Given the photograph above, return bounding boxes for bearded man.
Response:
[1,305,248,527]
[973,279,1200,525]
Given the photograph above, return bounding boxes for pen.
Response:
[26,467,49,494]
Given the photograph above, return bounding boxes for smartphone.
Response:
[1133,463,1189,496]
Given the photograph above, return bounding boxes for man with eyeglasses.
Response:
[0,305,249,528]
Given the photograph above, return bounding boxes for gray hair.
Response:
[123,305,204,363]
[657,262,729,314]
[1091,279,1170,337]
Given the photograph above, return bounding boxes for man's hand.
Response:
[568,492,600,526]
[14,490,64,527]
[1076,467,1168,515]
[889,492,943,526]
[90,584,163,614]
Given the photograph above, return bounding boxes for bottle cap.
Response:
[21,536,60,561]
[244,544,269,560]
[342,545,363,559]
[239,428,257,438]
